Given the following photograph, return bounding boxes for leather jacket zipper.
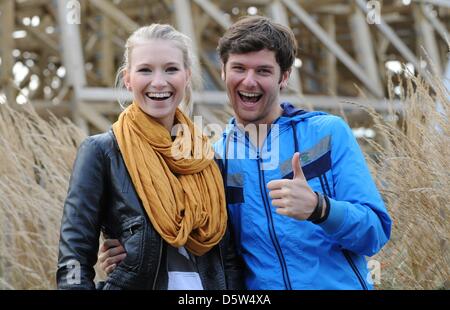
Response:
[218,243,226,289]
[151,238,163,290]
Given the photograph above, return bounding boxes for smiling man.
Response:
[212,16,392,290]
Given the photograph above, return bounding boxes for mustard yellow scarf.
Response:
[112,103,227,256]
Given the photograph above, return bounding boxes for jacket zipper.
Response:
[257,153,292,290]
[343,250,368,290]
[218,243,226,289]
[151,238,163,290]
[235,123,292,289]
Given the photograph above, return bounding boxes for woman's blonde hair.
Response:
[115,24,201,114]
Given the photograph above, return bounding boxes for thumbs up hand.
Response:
[267,152,319,220]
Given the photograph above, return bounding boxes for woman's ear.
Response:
[186,68,192,87]
[183,69,192,92]
[123,69,131,91]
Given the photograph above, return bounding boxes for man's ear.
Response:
[221,63,225,81]
[123,69,131,91]
[280,69,291,90]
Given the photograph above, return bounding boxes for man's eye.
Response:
[232,67,244,71]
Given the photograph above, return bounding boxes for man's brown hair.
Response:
[217,15,298,74]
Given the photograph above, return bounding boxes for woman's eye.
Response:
[138,68,151,73]
[166,67,179,72]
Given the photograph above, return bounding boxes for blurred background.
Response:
[0,0,449,290]
[0,0,448,133]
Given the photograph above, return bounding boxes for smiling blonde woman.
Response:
[57,24,243,290]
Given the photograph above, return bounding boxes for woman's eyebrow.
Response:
[135,61,182,67]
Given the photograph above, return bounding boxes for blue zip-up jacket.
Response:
[213,103,391,290]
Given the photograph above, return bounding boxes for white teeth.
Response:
[146,92,171,98]
[239,91,261,97]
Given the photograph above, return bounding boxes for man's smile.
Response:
[237,90,263,104]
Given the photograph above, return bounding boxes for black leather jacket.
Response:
[57,130,244,290]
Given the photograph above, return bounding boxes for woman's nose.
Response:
[151,71,168,88]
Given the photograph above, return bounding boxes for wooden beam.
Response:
[75,87,403,112]
[355,0,433,86]
[349,6,384,96]
[90,101,123,115]
[49,84,70,105]
[192,0,231,30]
[422,4,450,44]
[268,0,302,94]
[85,32,98,54]
[78,87,131,102]
[56,0,88,133]
[233,0,271,4]
[174,0,202,92]
[300,0,345,10]
[311,4,351,15]
[44,1,58,22]
[18,66,32,89]
[413,4,442,75]
[99,15,114,86]
[174,0,197,46]
[89,0,138,33]
[78,101,112,132]
[29,50,48,101]
[192,3,211,47]
[25,24,59,53]
[413,0,450,9]
[15,0,49,9]
[375,32,390,86]
[282,0,384,98]
[56,1,86,88]
[321,15,337,95]
[200,52,225,90]
[0,0,15,103]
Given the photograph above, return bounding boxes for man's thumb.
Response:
[292,152,305,180]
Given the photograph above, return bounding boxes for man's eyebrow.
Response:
[257,65,275,70]
[228,62,275,69]
[229,61,244,66]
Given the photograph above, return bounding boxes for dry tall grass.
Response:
[0,104,85,289]
[368,73,450,289]
[0,70,448,289]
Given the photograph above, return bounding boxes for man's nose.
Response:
[242,71,257,88]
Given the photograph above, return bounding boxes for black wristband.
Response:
[307,192,323,222]
[313,194,331,224]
